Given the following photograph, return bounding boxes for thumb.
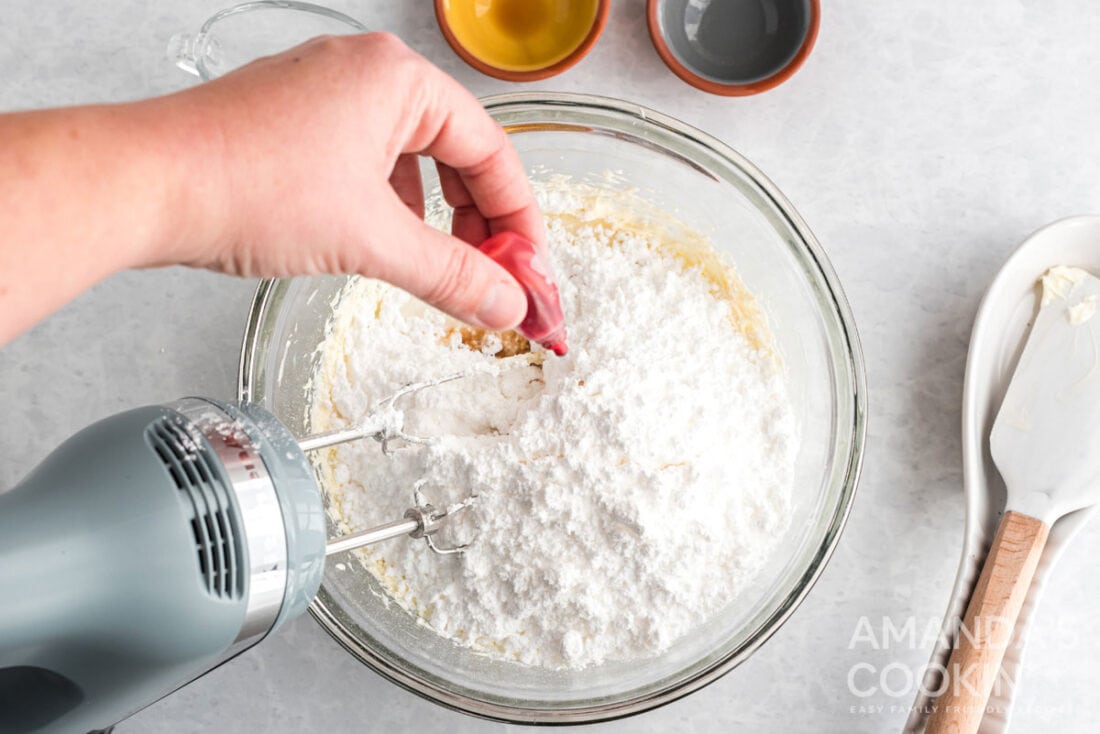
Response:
[367,200,528,331]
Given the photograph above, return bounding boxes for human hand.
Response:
[156,33,541,330]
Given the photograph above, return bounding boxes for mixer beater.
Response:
[299,372,478,557]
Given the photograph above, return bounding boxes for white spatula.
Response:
[926,266,1100,734]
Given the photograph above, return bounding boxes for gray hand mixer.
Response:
[0,375,470,734]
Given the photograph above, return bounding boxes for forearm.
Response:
[0,35,540,346]
[0,99,215,345]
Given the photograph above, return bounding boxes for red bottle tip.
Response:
[544,340,568,356]
[477,231,570,358]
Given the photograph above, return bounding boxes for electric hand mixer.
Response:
[0,233,568,734]
[0,372,482,734]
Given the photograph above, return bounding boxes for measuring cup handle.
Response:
[166,32,203,76]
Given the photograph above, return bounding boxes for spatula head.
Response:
[991,266,1100,523]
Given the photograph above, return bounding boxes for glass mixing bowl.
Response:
[238,92,866,723]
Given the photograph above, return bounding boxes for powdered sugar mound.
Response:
[310,205,798,669]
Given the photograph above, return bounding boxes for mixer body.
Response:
[0,400,326,734]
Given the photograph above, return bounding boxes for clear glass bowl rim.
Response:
[237,91,868,724]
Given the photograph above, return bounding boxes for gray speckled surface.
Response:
[3,1,1100,732]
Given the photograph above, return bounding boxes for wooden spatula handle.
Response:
[926,511,1049,734]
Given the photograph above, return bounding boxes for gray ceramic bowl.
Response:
[647,0,819,95]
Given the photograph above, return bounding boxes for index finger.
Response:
[401,65,546,254]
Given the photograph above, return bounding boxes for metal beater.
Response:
[300,372,477,557]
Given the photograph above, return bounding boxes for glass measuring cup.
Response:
[167,0,366,81]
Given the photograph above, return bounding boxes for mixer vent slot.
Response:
[145,417,243,600]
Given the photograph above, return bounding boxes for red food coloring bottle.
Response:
[477,232,569,356]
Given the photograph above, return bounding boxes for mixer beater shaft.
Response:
[297,372,466,453]
[297,373,476,556]
[325,482,475,556]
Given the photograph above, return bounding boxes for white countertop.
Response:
[3,1,1099,732]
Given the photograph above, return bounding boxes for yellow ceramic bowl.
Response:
[435,0,609,81]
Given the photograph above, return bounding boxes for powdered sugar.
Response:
[309,190,799,669]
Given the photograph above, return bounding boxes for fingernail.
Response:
[475,281,527,330]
